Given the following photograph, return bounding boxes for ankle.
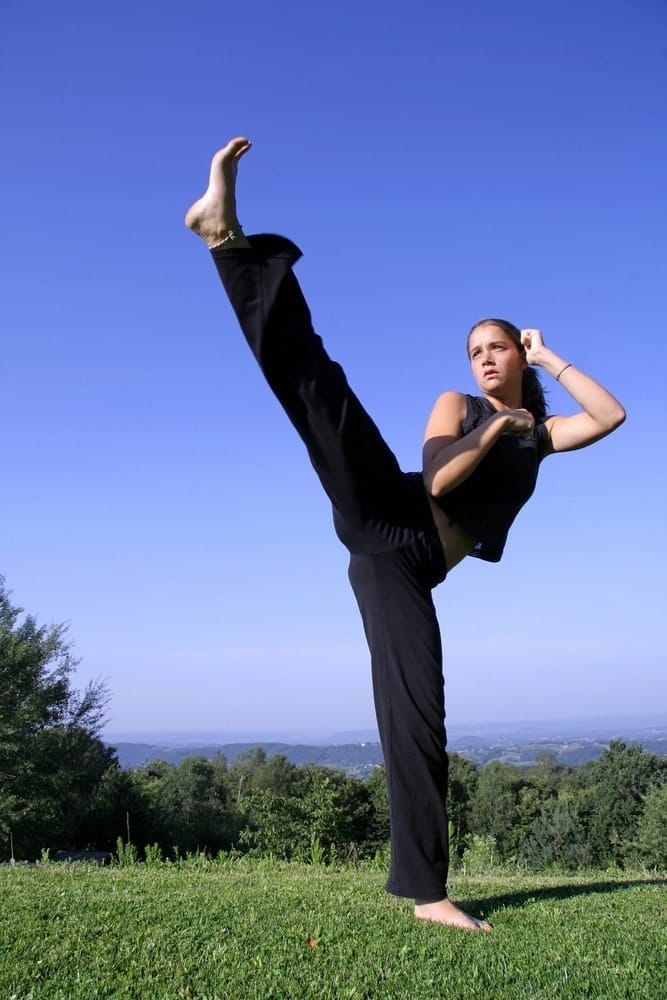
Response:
[207,226,246,250]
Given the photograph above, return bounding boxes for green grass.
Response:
[0,859,664,999]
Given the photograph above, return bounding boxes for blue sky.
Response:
[2,0,665,740]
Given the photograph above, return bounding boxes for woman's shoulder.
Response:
[425,390,468,426]
[461,393,495,431]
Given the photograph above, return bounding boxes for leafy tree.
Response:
[635,784,667,869]
[447,752,478,860]
[27,725,117,850]
[512,754,573,859]
[584,741,667,866]
[364,765,390,852]
[125,760,173,848]
[526,752,570,796]
[238,787,309,858]
[521,792,593,870]
[228,747,268,804]
[245,752,299,796]
[237,761,373,862]
[298,765,371,856]
[0,578,111,859]
[78,764,149,851]
[130,755,237,856]
[469,760,523,860]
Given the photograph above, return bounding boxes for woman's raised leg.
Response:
[185,140,407,546]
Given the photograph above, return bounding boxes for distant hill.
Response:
[106,717,666,776]
[109,740,384,777]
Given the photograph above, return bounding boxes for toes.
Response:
[225,136,252,159]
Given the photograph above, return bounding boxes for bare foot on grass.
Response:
[185,137,252,248]
[414,898,492,932]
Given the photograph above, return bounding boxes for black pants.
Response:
[212,235,449,900]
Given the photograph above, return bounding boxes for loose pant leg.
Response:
[210,235,449,899]
[211,235,406,545]
[348,547,449,901]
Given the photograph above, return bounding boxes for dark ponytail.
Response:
[468,318,548,423]
[521,366,548,423]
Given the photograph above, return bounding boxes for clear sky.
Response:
[2,0,665,740]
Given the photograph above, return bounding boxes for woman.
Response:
[185,138,625,931]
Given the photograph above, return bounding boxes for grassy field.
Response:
[0,859,664,999]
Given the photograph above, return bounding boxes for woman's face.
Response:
[467,323,525,396]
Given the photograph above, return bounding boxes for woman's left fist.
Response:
[520,328,544,363]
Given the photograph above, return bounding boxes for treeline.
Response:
[446,744,666,871]
[96,742,667,871]
[2,578,666,869]
[5,741,667,871]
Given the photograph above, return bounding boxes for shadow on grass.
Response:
[468,876,667,917]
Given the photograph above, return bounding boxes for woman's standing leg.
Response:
[348,546,449,901]
[350,545,491,929]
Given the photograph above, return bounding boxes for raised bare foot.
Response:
[185,137,252,248]
[414,898,492,932]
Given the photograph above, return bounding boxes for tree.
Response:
[297,764,372,857]
[584,740,667,866]
[0,577,111,859]
[447,752,479,861]
[238,787,309,859]
[469,761,523,860]
[236,759,374,862]
[364,765,390,853]
[636,784,667,869]
[521,792,593,870]
[512,753,573,860]
[128,754,237,857]
[79,764,150,851]
[228,747,268,804]
[526,752,569,796]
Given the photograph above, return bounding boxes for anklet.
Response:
[210,227,244,249]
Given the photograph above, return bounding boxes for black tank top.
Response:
[433,394,549,562]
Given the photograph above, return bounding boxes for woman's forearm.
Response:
[424,413,511,496]
[521,332,626,452]
[536,346,626,431]
[551,361,625,429]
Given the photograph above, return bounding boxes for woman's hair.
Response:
[468,318,548,423]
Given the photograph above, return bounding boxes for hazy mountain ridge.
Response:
[109,741,384,777]
[107,718,667,777]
